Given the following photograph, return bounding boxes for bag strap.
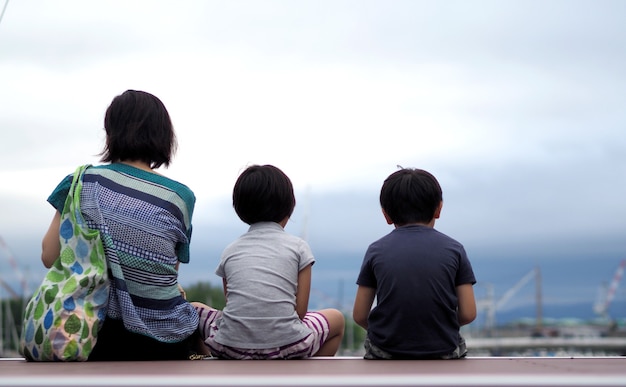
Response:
[61,164,92,219]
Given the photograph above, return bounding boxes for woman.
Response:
[42,90,199,360]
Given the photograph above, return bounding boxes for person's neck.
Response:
[278,216,290,228]
[395,219,435,228]
[119,160,153,173]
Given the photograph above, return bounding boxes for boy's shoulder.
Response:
[229,222,310,247]
[374,225,465,249]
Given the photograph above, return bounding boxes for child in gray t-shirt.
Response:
[193,164,345,359]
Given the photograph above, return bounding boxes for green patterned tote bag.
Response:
[20,164,109,361]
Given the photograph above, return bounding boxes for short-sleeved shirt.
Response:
[356,224,476,358]
[213,221,315,349]
[47,163,199,343]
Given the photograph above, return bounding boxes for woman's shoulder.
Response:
[88,164,196,207]
[90,164,193,191]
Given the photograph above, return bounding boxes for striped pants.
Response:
[195,306,330,359]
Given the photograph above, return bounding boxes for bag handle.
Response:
[62,164,91,218]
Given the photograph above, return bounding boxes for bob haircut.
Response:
[233,165,296,225]
[100,90,177,169]
[379,168,442,226]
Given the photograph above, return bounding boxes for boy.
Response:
[353,167,476,359]
[193,164,344,359]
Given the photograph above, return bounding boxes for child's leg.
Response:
[313,308,345,356]
[363,337,394,360]
[191,301,221,356]
[441,335,467,359]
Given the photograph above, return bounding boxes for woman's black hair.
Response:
[100,90,177,168]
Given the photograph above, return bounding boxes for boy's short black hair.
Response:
[100,90,177,169]
[380,168,443,226]
[233,165,296,225]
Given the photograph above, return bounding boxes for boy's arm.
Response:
[456,284,477,326]
[296,264,312,320]
[353,285,376,329]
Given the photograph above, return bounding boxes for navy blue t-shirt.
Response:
[356,224,476,358]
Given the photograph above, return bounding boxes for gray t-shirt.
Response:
[214,222,316,349]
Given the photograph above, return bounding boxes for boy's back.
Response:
[216,221,315,348]
[357,224,475,358]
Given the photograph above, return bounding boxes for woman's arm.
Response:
[353,285,376,329]
[295,264,312,320]
[456,283,477,326]
[41,211,61,268]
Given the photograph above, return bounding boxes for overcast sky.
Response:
[1,1,625,313]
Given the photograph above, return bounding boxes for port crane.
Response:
[593,259,626,319]
[0,235,29,298]
[0,277,19,300]
[0,235,28,357]
[477,266,542,333]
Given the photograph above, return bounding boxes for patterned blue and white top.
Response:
[47,163,199,343]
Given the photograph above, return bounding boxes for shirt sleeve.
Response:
[46,174,73,212]
[176,186,195,264]
[455,245,477,286]
[356,244,377,288]
[298,239,315,271]
[176,227,191,264]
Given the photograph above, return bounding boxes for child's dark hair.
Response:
[233,165,296,225]
[380,168,442,226]
[100,90,177,169]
